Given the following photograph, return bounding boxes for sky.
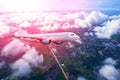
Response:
[0,0,120,12]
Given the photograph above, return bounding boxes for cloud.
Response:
[104,57,116,66]
[94,18,120,39]
[1,11,109,32]
[99,58,120,80]
[10,47,43,77]
[85,11,108,27]
[99,65,120,80]
[19,21,31,28]
[40,25,55,31]
[110,15,120,20]
[77,76,86,80]
[1,39,43,78]
[10,59,32,77]
[1,39,29,57]
[0,22,16,39]
[22,47,43,67]
[0,25,12,37]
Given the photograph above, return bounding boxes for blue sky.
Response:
[96,0,120,8]
[0,0,120,12]
[40,0,120,10]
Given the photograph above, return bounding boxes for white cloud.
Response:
[75,18,87,28]
[0,25,12,37]
[94,19,120,39]
[4,11,109,32]
[40,25,55,31]
[104,57,116,66]
[1,39,29,57]
[19,21,31,27]
[99,58,120,80]
[0,11,110,32]
[77,76,86,80]
[85,11,108,27]
[99,65,120,80]
[22,47,43,67]
[10,59,32,77]
[109,15,120,20]
[10,47,43,77]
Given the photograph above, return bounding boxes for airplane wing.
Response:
[14,35,51,44]
[14,35,43,41]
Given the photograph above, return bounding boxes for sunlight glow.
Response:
[0,0,49,12]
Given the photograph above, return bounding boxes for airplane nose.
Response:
[76,35,80,40]
[75,35,81,43]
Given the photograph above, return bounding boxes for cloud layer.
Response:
[0,39,43,78]
[77,76,86,80]
[99,58,120,80]
[0,11,120,39]
[1,39,28,57]
[94,19,120,39]
[10,47,43,77]
[0,11,119,38]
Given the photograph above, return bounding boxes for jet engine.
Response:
[41,39,51,45]
[54,41,63,45]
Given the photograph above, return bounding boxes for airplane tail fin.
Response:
[16,26,28,35]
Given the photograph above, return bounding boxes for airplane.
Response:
[13,27,80,45]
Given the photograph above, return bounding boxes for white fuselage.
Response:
[14,32,80,44]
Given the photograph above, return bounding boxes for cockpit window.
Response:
[71,34,74,36]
